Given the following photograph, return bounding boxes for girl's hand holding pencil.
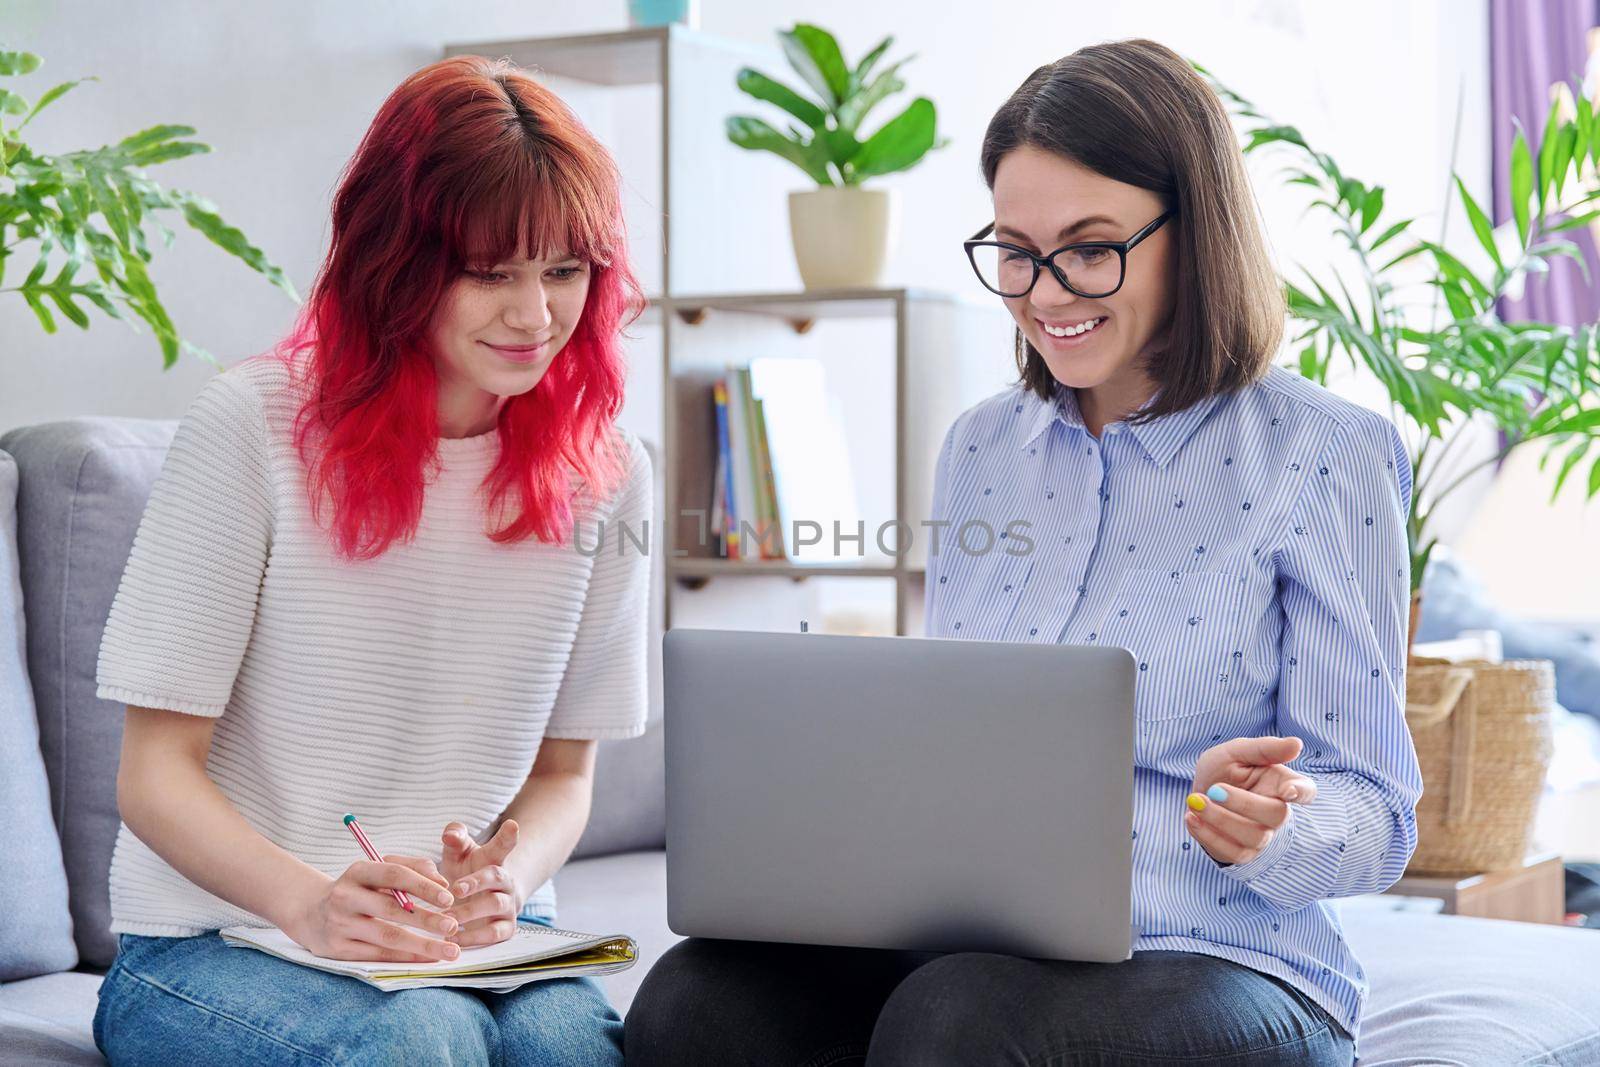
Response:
[280,813,462,964]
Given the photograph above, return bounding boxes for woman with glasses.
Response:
[627,38,1414,1065]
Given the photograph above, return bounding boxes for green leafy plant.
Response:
[1,46,296,367]
[1203,65,1600,596]
[726,24,948,186]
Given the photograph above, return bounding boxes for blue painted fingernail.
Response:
[1207,785,1229,803]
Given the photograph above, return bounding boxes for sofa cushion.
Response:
[1339,905,1600,1064]
[574,718,666,860]
[0,971,105,1067]
[0,449,78,981]
[1419,548,1600,722]
[3,419,183,968]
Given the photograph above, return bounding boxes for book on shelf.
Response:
[700,358,858,566]
[712,367,785,561]
[709,445,727,554]
[711,378,736,556]
[720,356,864,563]
[746,373,785,561]
[720,370,747,556]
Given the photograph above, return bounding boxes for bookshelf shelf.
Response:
[446,27,670,86]
[658,287,951,321]
[445,28,1015,636]
[669,559,910,580]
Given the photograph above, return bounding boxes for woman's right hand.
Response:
[284,855,462,963]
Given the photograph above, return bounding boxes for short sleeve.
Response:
[544,433,653,740]
[95,371,275,717]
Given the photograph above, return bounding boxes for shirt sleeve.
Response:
[1217,415,1424,911]
[95,371,275,717]
[544,432,653,741]
[921,421,960,638]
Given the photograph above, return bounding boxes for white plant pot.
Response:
[787,187,899,290]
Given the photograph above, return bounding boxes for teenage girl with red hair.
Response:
[91,55,649,1065]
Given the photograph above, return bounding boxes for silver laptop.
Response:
[663,628,1136,962]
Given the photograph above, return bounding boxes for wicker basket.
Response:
[1404,655,1555,876]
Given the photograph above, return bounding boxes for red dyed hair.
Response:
[275,55,641,560]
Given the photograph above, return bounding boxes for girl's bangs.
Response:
[453,159,612,269]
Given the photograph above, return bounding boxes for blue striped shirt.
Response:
[923,363,1422,1054]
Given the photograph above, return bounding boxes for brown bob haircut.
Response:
[979,39,1284,423]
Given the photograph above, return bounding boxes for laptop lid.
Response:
[664,629,1136,962]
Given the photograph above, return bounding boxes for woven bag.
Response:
[1403,655,1555,875]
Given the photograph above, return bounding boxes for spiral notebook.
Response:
[220,922,637,993]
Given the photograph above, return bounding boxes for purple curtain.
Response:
[1490,0,1600,327]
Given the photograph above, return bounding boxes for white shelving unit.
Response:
[654,287,1011,635]
[445,28,1015,636]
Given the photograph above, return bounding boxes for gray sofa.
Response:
[3,416,1599,1066]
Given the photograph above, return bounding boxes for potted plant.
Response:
[726,24,947,290]
[1205,67,1600,657]
[1,46,295,366]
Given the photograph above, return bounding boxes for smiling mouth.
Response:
[480,340,553,365]
[1037,316,1107,338]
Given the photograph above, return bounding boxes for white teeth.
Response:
[1042,316,1105,338]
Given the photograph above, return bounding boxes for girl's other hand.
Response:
[439,819,526,948]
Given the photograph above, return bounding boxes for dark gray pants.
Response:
[625,939,1355,1066]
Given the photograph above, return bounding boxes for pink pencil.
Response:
[343,813,414,913]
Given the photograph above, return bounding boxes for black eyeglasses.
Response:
[963,211,1174,299]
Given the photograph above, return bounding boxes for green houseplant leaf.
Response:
[0,47,296,366]
[837,57,910,136]
[853,36,893,86]
[734,68,826,131]
[778,24,851,111]
[18,76,92,129]
[1454,175,1504,272]
[1510,123,1532,247]
[724,115,834,185]
[847,97,936,181]
[728,23,944,187]
[0,50,42,76]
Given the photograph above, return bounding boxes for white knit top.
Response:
[96,355,652,937]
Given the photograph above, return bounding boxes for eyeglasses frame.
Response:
[962,210,1175,299]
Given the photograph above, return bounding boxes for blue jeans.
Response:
[93,916,623,1066]
[626,938,1356,1065]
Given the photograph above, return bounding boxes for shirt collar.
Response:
[1016,382,1226,470]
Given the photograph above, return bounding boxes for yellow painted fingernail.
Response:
[1187,793,1208,812]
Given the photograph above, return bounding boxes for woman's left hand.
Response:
[1185,735,1318,866]
[437,819,528,947]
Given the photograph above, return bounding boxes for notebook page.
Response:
[221,922,596,976]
